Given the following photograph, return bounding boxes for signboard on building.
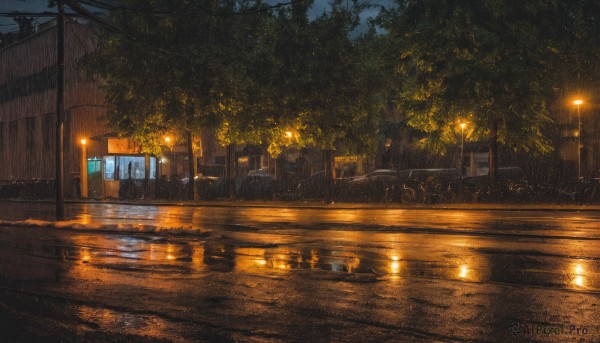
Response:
[334,155,366,175]
[334,155,360,163]
[107,138,141,154]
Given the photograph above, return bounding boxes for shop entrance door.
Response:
[87,158,103,198]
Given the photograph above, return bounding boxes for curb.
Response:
[4,198,600,212]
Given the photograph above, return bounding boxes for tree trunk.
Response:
[154,154,160,199]
[226,144,236,199]
[324,149,335,204]
[375,139,384,169]
[187,131,196,201]
[390,125,402,169]
[144,154,150,199]
[488,120,499,184]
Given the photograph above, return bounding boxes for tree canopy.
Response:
[81,0,600,185]
[84,0,383,162]
[378,0,566,179]
[83,0,272,155]
[270,0,383,156]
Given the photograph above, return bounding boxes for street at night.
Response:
[0,201,598,342]
[3,0,600,341]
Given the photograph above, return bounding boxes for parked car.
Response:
[237,171,275,199]
[397,168,458,182]
[348,169,400,186]
[247,169,270,176]
[208,177,233,198]
[195,174,220,199]
[297,171,352,200]
[381,169,458,204]
[295,171,322,200]
[345,169,400,202]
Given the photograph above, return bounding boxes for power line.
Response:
[64,0,185,57]
[0,12,79,17]
[1,0,302,56]
[0,0,306,26]
[0,8,183,57]
[0,0,307,18]
[76,0,306,17]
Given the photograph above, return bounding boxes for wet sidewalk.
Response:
[9,198,600,211]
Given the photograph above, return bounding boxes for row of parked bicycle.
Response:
[2,169,600,204]
[191,167,600,204]
[358,176,600,204]
[0,179,55,200]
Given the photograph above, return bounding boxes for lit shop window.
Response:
[104,156,115,180]
[103,156,157,180]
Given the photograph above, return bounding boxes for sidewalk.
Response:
[46,198,600,211]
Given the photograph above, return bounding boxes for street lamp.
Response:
[80,138,88,198]
[280,130,300,179]
[573,99,583,179]
[159,157,167,178]
[459,122,466,177]
[162,137,172,178]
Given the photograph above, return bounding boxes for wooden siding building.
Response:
[0,19,109,196]
[0,18,227,199]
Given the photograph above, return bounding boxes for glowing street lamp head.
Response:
[573,99,583,106]
[285,131,293,138]
[460,122,466,130]
[80,138,87,145]
[164,136,171,143]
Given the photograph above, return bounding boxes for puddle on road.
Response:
[77,305,175,340]
[234,247,361,273]
[0,223,598,293]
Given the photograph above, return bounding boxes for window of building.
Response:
[118,156,144,180]
[150,157,156,179]
[104,156,115,180]
[104,156,156,180]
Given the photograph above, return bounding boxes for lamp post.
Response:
[159,158,163,178]
[460,122,466,177]
[163,136,172,178]
[573,99,583,179]
[284,130,300,176]
[80,138,88,198]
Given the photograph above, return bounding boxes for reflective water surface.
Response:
[0,201,598,341]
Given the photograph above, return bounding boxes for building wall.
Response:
[555,102,600,178]
[0,19,109,183]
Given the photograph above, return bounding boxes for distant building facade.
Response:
[0,19,109,195]
[0,18,261,199]
[12,16,594,202]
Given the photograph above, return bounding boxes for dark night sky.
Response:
[0,0,391,34]
[0,0,55,32]
[0,0,68,33]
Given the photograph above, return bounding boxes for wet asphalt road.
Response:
[0,201,599,342]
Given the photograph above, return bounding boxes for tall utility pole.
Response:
[187,131,196,200]
[577,102,582,179]
[55,0,65,220]
[460,122,466,178]
[573,99,583,179]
